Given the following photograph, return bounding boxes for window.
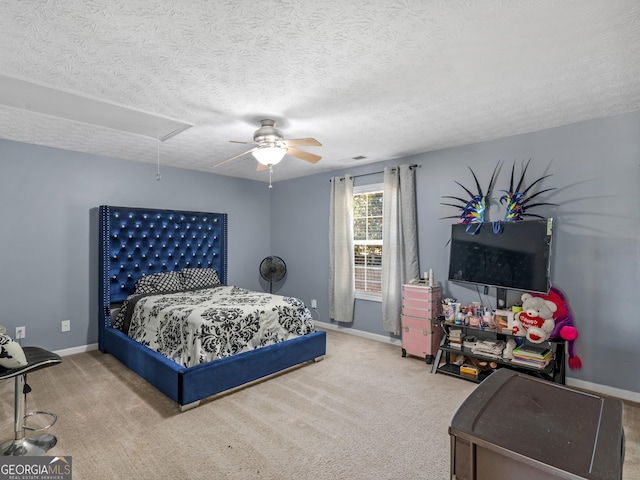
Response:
[353,184,383,300]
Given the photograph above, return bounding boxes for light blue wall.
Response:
[272,111,640,394]
[0,139,272,350]
[1,110,638,394]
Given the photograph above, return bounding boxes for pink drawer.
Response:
[402,285,441,319]
[402,285,441,301]
[403,297,439,310]
[402,298,441,318]
[402,305,440,319]
[401,315,441,360]
[401,314,433,332]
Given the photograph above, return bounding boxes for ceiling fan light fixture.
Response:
[252,145,287,165]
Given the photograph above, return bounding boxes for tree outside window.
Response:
[353,185,383,298]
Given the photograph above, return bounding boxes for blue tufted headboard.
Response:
[99,205,228,307]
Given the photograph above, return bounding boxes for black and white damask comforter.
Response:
[118,286,316,367]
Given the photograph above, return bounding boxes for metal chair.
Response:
[0,346,62,456]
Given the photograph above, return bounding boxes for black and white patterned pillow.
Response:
[0,333,27,369]
[134,271,182,294]
[180,268,221,290]
[111,303,127,331]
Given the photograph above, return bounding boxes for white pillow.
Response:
[0,334,27,369]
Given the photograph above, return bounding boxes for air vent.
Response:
[352,155,367,161]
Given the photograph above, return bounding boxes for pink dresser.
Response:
[401,284,442,364]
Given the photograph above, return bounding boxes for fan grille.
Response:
[260,256,286,292]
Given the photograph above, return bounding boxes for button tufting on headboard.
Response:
[99,205,227,305]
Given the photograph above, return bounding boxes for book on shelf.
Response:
[462,336,477,349]
[460,364,479,377]
[470,350,503,359]
[449,329,464,340]
[513,344,551,359]
[509,356,551,369]
[471,340,506,359]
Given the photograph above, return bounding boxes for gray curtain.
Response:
[328,175,355,323]
[382,165,419,334]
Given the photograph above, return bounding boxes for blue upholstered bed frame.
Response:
[98,205,326,409]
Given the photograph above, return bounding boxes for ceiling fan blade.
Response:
[256,163,270,171]
[229,140,256,145]
[287,147,321,164]
[212,147,257,168]
[283,138,322,147]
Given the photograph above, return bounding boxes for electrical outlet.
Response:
[311,299,317,309]
[15,326,25,339]
[61,320,71,332]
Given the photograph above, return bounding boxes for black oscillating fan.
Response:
[259,256,287,293]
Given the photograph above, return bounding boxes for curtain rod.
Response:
[331,164,420,181]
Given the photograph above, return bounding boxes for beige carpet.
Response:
[0,329,637,480]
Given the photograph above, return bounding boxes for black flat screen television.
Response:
[448,218,553,294]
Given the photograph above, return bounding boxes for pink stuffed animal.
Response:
[531,286,582,369]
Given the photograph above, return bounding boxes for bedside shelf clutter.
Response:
[400,284,442,364]
[432,317,566,384]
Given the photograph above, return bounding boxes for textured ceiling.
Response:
[1,1,639,183]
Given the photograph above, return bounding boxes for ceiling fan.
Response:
[213,119,322,171]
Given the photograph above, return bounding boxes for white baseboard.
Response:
[314,321,402,346]
[565,377,640,404]
[315,321,640,404]
[54,343,99,357]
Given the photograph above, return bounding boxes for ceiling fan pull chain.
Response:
[156,129,162,181]
[269,165,273,188]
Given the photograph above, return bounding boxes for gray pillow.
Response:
[134,271,182,294]
[180,268,221,290]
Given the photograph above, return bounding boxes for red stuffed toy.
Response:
[531,286,582,369]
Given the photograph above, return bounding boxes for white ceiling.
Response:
[1,1,639,183]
